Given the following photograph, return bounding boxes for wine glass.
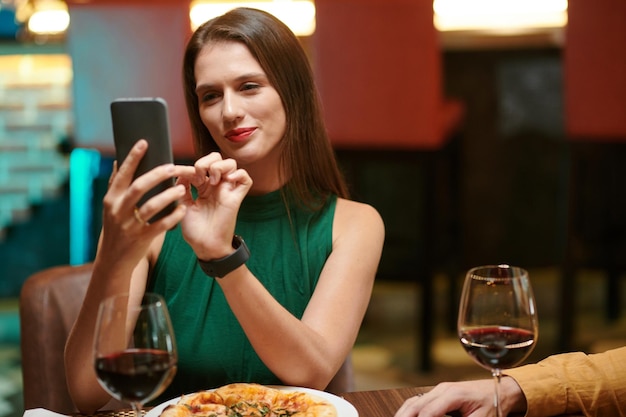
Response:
[94,293,178,417]
[458,265,538,417]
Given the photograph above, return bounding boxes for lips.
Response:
[225,127,256,142]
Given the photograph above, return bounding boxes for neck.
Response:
[244,162,287,196]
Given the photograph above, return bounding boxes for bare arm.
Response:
[216,198,384,389]
[64,140,189,414]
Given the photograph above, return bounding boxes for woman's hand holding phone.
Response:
[99,139,189,264]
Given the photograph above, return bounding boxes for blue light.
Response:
[0,7,20,40]
[69,148,101,265]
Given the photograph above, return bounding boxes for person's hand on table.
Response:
[394,377,527,417]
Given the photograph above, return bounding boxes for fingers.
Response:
[195,153,236,186]
[395,394,431,417]
[112,139,148,190]
[395,381,495,417]
[207,159,237,186]
[179,153,252,195]
[394,385,459,417]
[133,206,148,225]
[126,164,177,205]
[107,160,118,188]
[134,183,186,223]
[174,165,197,179]
[224,167,253,186]
[128,189,186,236]
[133,199,187,231]
[188,152,236,185]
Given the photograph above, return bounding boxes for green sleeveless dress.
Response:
[150,190,337,399]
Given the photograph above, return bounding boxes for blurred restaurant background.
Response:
[1,0,626,416]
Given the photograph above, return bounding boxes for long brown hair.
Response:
[183,7,349,207]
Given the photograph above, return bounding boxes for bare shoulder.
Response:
[334,198,385,239]
[335,197,383,221]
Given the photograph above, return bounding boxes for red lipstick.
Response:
[225,127,256,143]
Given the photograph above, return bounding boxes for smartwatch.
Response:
[197,235,250,278]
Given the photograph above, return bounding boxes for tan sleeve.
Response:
[505,346,626,417]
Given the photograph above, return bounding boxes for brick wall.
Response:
[0,53,73,238]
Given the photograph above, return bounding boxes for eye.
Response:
[241,82,261,93]
[199,90,220,104]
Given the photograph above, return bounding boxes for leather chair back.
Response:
[20,263,93,413]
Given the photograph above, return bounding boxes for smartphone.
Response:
[111,97,176,223]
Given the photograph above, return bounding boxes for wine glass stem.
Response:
[131,402,143,417]
[492,369,503,417]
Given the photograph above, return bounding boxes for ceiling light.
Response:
[190,1,316,37]
[27,0,70,35]
[433,0,568,32]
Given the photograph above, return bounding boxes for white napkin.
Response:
[23,408,69,417]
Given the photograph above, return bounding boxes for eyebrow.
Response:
[195,72,269,94]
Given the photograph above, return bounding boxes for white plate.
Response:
[145,386,358,417]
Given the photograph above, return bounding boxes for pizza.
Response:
[160,383,338,417]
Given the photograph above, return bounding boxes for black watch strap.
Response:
[197,235,250,278]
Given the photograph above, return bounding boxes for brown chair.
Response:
[19,263,354,413]
[19,263,94,413]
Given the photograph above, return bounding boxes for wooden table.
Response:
[340,387,463,417]
[341,387,430,417]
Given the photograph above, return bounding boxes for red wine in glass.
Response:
[460,326,535,370]
[458,265,538,417]
[95,348,176,404]
[94,293,178,417]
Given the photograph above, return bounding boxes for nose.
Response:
[222,90,244,121]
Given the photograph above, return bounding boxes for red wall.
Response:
[314,0,446,149]
[565,0,626,140]
[66,0,195,157]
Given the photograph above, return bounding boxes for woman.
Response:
[65,7,384,413]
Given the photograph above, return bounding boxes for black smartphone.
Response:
[111,97,176,223]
